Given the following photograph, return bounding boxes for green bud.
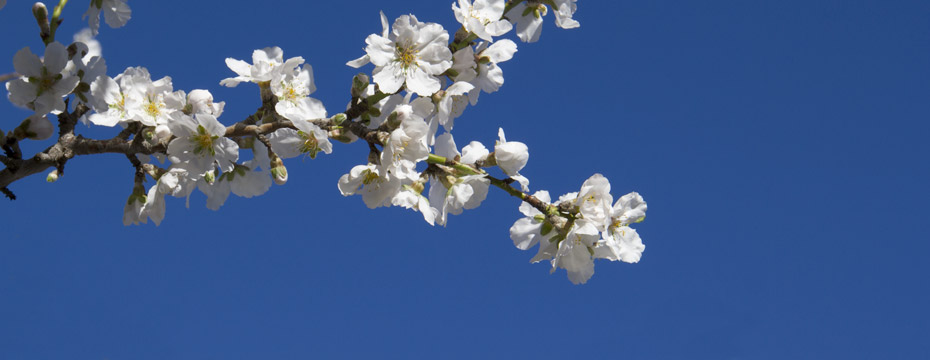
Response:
[367,107,381,117]
[143,128,155,141]
[332,113,347,125]
[33,3,48,22]
[351,73,369,98]
[540,221,553,236]
[46,169,59,183]
[270,157,288,185]
[204,170,216,185]
[411,181,426,194]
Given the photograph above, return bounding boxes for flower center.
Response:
[298,131,322,159]
[191,125,217,156]
[395,43,418,70]
[362,169,382,185]
[144,95,165,119]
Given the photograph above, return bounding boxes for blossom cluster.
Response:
[510,175,647,284]
[1,0,651,284]
[338,0,581,225]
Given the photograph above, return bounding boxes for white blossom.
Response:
[20,114,55,140]
[166,89,225,117]
[509,190,553,251]
[428,173,489,226]
[452,0,513,41]
[507,2,546,43]
[87,71,139,127]
[6,42,79,115]
[123,187,147,226]
[361,14,453,96]
[428,133,491,226]
[573,173,613,230]
[271,64,326,121]
[83,0,131,35]
[166,113,239,174]
[220,47,304,87]
[391,181,438,226]
[595,192,648,263]
[552,0,580,29]
[380,98,433,179]
[125,68,173,127]
[552,219,600,284]
[494,128,529,191]
[435,81,473,131]
[338,164,402,209]
[467,40,517,105]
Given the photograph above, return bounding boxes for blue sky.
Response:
[1,0,928,358]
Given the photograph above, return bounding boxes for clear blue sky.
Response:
[1,0,928,358]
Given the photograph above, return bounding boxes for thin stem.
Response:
[426,153,561,220]
[48,0,69,44]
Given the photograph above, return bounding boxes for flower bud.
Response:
[411,180,426,194]
[351,73,369,98]
[270,157,288,185]
[332,113,347,125]
[33,3,48,22]
[203,169,216,185]
[46,169,59,183]
[16,114,54,140]
[494,128,529,177]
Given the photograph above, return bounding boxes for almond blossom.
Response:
[354,13,453,96]
[220,47,304,87]
[166,113,239,175]
[452,0,513,41]
[83,0,131,35]
[6,42,79,115]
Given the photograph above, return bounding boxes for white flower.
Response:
[123,185,147,226]
[428,173,489,226]
[166,89,225,117]
[73,29,102,60]
[552,0,580,29]
[220,47,304,87]
[613,191,647,226]
[87,67,167,128]
[267,120,333,160]
[494,128,529,191]
[573,173,613,230]
[450,46,477,82]
[125,69,173,127]
[434,132,488,165]
[509,190,553,250]
[87,75,134,126]
[391,181,438,226]
[272,64,326,121]
[196,161,272,211]
[552,219,600,284]
[338,163,401,209]
[166,113,239,174]
[467,40,517,105]
[507,2,546,43]
[435,81,473,131]
[595,192,648,263]
[380,103,432,180]
[19,114,55,140]
[83,0,131,35]
[452,0,513,41]
[363,14,453,96]
[6,42,79,115]
[595,226,645,264]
